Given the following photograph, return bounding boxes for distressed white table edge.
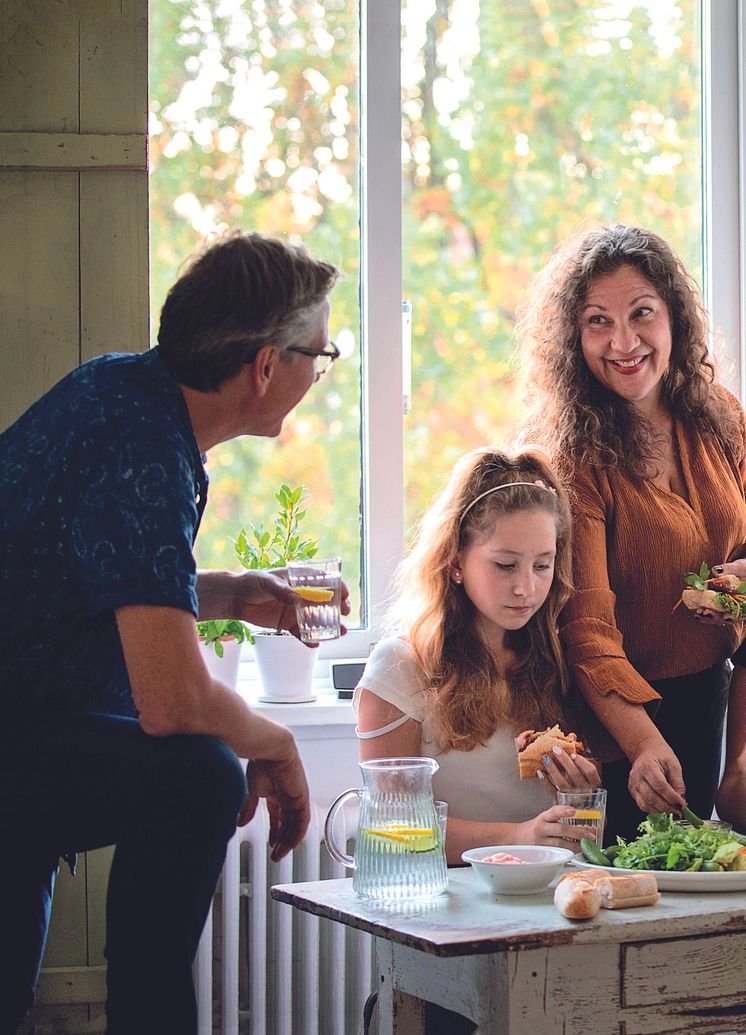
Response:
[272,869,746,1034]
[271,868,746,955]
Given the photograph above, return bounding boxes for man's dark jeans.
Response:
[0,713,246,1035]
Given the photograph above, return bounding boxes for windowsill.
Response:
[236,658,356,727]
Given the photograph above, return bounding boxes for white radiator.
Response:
[193,801,376,1035]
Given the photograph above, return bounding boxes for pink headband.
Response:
[459,479,557,525]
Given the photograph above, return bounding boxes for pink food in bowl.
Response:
[480,851,527,864]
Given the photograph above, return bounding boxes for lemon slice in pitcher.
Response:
[362,825,438,852]
[572,809,602,820]
[294,587,335,603]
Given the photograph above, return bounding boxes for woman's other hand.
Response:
[715,664,746,832]
[518,804,595,850]
[627,736,686,814]
[538,745,601,793]
[716,767,746,833]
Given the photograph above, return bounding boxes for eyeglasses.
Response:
[287,341,340,377]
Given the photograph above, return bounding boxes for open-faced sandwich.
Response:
[680,563,746,619]
[516,725,584,780]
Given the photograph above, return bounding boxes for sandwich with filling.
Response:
[680,564,746,619]
[516,724,585,780]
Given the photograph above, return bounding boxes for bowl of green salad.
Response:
[570,808,746,891]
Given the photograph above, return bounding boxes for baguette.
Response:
[553,878,601,920]
[517,725,585,780]
[597,873,659,909]
[556,869,605,886]
[555,870,659,916]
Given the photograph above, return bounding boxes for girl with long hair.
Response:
[354,447,600,862]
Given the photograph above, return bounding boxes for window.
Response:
[149,1,367,657]
[149,0,742,658]
[401,0,706,521]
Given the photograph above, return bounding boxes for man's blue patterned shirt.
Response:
[0,348,207,718]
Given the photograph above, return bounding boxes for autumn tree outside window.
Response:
[149,0,740,655]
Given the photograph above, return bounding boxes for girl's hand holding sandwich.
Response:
[538,743,600,792]
[516,726,600,792]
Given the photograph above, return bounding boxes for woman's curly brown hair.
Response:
[516,224,742,477]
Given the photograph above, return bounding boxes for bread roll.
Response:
[553,878,601,920]
[682,588,735,614]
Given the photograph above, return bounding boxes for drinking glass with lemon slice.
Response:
[556,788,607,847]
[287,557,342,643]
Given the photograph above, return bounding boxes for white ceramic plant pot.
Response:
[199,637,243,690]
[252,632,318,703]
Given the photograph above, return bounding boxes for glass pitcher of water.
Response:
[324,757,448,900]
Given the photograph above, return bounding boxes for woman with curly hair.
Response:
[517,223,746,841]
[354,447,600,863]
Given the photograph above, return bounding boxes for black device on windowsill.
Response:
[329,658,368,699]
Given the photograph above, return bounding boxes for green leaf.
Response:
[714,593,737,615]
[230,484,320,568]
[196,618,254,653]
[684,562,710,591]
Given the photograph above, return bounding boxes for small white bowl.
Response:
[461,845,574,895]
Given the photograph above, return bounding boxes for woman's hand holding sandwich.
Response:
[683,561,746,625]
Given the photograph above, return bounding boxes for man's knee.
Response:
[180,735,246,822]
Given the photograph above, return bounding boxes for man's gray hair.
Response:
[157,230,340,391]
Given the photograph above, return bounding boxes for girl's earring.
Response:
[452,570,463,584]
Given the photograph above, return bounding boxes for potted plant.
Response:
[196,618,252,690]
[199,484,322,702]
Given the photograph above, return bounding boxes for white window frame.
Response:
[704,0,744,398]
[320,0,746,664]
[318,0,405,660]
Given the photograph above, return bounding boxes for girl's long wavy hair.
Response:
[516,224,742,477]
[384,448,575,752]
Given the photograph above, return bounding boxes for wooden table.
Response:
[272,868,746,1034]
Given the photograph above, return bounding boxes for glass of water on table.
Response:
[556,788,607,848]
[287,557,342,643]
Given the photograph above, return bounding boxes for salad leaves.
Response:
[610,812,746,873]
[684,561,712,592]
[683,562,746,616]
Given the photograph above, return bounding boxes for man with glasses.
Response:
[288,339,340,379]
[0,230,347,1035]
